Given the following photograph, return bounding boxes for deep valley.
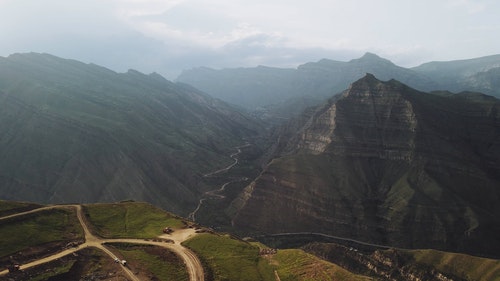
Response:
[0,52,499,280]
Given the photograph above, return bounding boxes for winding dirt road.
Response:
[257,232,410,251]
[0,205,204,281]
[202,143,250,177]
[189,143,250,221]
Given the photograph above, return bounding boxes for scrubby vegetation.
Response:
[273,249,373,281]
[0,208,82,258]
[409,249,500,281]
[0,200,42,217]
[109,243,189,281]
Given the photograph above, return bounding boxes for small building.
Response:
[259,248,277,255]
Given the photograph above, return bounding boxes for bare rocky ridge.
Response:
[297,74,418,158]
[231,74,500,257]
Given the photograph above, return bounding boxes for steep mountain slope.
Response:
[412,54,500,97]
[230,74,500,257]
[177,53,437,113]
[0,53,261,215]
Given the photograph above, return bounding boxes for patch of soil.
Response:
[143,246,180,263]
[0,240,83,271]
[3,248,128,281]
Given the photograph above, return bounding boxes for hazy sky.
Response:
[1,0,499,79]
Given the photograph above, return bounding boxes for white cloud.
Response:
[447,0,486,13]
[0,0,499,78]
[111,0,186,17]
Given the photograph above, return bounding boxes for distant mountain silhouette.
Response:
[177,52,436,110]
[412,54,500,97]
[177,53,500,121]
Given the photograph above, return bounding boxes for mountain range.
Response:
[229,74,500,258]
[0,53,261,215]
[1,52,499,261]
[177,53,500,120]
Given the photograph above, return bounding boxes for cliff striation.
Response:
[231,74,500,257]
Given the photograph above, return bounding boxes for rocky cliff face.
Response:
[297,74,418,158]
[231,74,500,257]
[302,242,498,281]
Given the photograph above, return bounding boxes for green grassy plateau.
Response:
[83,202,185,238]
[183,233,372,281]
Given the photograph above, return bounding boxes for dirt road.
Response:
[202,143,250,177]
[108,237,203,281]
[258,232,410,250]
[189,143,250,221]
[0,205,204,281]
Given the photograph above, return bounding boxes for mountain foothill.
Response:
[1,52,499,261]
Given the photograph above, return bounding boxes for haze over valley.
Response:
[1,51,500,280]
[1,1,500,280]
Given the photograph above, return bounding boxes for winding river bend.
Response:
[188,143,250,222]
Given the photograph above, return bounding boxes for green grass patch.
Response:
[0,208,83,258]
[183,233,275,281]
[83,202,184,238]
[273,249,373,281]
[408,249,500,281]
[184,234,371,281]
[0,200,42,217]
[108,243,189,281]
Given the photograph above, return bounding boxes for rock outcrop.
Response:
[231,74,500,257]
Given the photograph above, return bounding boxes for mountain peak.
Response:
[350,73,382,88]
[344,74,413,100]
[350,73,412,90]
[361,72,378,80]
[361,52,381,60]
[350,52,394,65]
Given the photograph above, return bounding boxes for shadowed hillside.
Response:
[230,74,500,258]
[0,53,262,215]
